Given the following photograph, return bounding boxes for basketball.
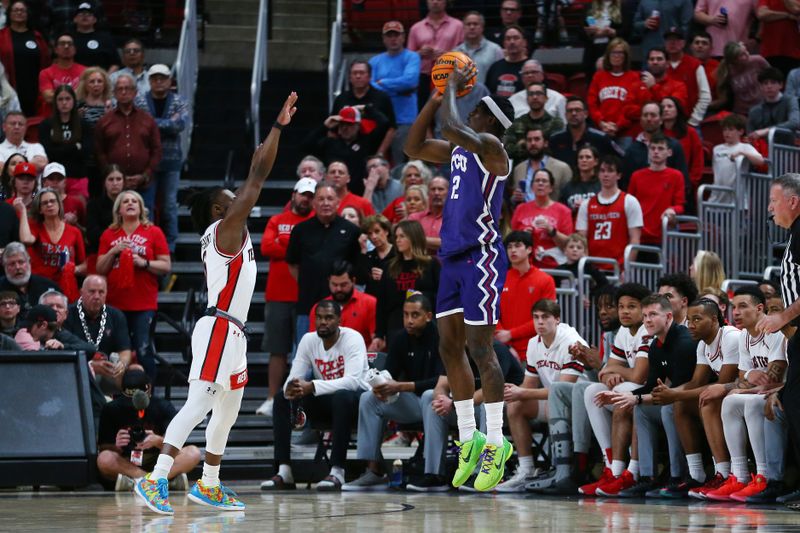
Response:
[431,51,476,97]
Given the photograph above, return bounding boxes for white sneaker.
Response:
[115,473,134,491]
[255,398,274,417]
[342,470,388,492]
[495,468,538,493]
[383,432,412,447]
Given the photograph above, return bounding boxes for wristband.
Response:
[273,121,285,131]
[145,259,150,270]
[744,369,752,382]
[636,394,643,405]
[549,227,557,237]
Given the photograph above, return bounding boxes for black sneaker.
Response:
[646,477,681,498]
[406,474,449,492]
[661,478,703,499]
[746,480,784,503]
[777,488,800,504]
[538,476,580,495]
[617,477,656,498]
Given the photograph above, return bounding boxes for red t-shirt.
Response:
[37,62,86,115]
[510,201,574,268]
[758,0,800,59]
[627,167,686,245]
[98,224,169,311]
[338,191,375,217]
[308,291,377,346]
[646,78,689,116]
[28,221,85,283]
[587,70,648,136]
[665,126,704,192]
[382,196,405,223]
[261,209,313,302]
[667,54,703,118]
[497,266,557,359]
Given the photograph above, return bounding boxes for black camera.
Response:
[129,425,147,445]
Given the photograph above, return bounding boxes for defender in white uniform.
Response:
[135,92,298,515]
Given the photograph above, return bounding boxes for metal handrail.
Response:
[174,0,198,160]
[250,0,270,148]
[327,0,344,113]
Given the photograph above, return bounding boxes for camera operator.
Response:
[96,367,201,491]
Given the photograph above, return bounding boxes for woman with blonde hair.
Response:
[96,189,171,380]
[370,220,440,351]
[690,250,726,292]
[404,184,428,218]
[382,160,433,223]
[710,41,770,116]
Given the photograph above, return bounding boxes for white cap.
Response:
[294,177,317,195]
[147,64,171,77]
[43,162,66,178]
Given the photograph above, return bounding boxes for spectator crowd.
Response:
[3,0,800,507]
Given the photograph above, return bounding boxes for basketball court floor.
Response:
[4,487,800,532]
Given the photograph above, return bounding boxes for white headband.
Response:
[481,96,512,129]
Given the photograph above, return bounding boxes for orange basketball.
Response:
[431,51,476,97]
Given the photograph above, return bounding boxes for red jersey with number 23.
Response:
[586,192,630,266]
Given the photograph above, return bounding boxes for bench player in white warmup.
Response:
[135,93,298,515]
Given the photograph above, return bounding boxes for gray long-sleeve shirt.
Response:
[747,95,800,134]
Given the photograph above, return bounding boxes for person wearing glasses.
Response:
[94,73,161,215]
[0,291,21,336]
[110,39,150,95]
[37,32,86,116]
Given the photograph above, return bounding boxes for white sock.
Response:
[484,401,504,446]
[151,454,174,480]
[628,460,639,481]
[518,455,534,474]
[756,461,767,476]
[729,457,747,480]
[454,399,477,442]
[611,459,626,477]
[687,453,706,483]
[202,463,220,488]
[278,464,294,483]
[329,466,345,483]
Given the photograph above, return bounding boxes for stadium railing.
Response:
[577,257,619,346]
[662,214,701,275]
[764,266,781,281]
[175,0,198,159]
[328,0,345,114]
[541,268,581,334]
[249,0,269,148]
[624,244,664,290]
[697,184,739,278]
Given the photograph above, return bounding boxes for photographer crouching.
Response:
[96,367,201,491]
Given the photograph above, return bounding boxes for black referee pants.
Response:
[782,330,800,464]
[273,388,360,469]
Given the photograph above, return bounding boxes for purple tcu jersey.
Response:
[439,146,510,258]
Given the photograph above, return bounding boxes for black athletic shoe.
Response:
[645,477,681,498]
[661,478,703,499]
[746,480,784,504]
[406,474,449,492]
[617,477,656,498]
[777,488,800,504]
[538,476,580,495]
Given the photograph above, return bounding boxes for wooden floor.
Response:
[4,487,800,532]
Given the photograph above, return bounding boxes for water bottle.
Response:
[586,16,596,26]
[389,459,403,488]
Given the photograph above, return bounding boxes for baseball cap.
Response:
[75,2,95,14]
[338,106,361,124]
[13,162,37,178]
[382,20,404,34]
[147,64,171,77]
[122,368,151,392]
[664,26,684,39]
[294,177,317,195]
[43,162,66,179]
[20,304,57,328]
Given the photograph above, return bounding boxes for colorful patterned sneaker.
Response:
[730,474,768,503]
[596,470,635,497]
[188,480,246,510]
[134,474,173,515]
[473,438,514,492]
[452,431,487,488]
[579,467,614,496]
[706,475,747,502]
[688,472,726,500]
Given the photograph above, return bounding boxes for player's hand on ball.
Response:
[448,63,477,93]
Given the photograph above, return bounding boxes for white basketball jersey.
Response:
[737,330,787,372]
[201,220,257,324]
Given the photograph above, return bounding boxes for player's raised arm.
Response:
[218,92,298,251]
[404,90,451,165]
[440,65,510,177]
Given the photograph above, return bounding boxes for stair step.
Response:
[205,24,257,42]
[205,0,260,11]
[272,13,328,28]
[272,0,330,10]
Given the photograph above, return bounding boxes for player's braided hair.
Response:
[186,187,225,235]
[689,297,726,327]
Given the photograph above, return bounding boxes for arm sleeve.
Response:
[689,65,711,127]
[285,224,302,265]
[284,334,314,393]
[624,194,644,227]
[776,97,800,131]
[260,217,286,260]
[722,330,741,366]
[687,129,705,189]
[671,171,687,214]
[634,348,661,394]
[575,200,589,231]
[376,53,421,93]
[587,76,604,126]
[738,332,752,371]
[767,333,788,363]
[154,96,189,134]
[524,339,538,377]
[312,333,368,394]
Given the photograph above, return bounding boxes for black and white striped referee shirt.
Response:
[780,216,800,320]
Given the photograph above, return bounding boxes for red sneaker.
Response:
[706,474,747,501]
[579,467,614,496]
[688,472,726,500]
[596,470,636,496]
[730,474,768,503]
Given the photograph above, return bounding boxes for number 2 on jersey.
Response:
[450,175,461,200]
[593,221,612,240]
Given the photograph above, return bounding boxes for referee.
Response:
[759,173,800,509]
